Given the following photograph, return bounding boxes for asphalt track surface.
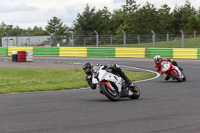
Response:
[0,57,200,133]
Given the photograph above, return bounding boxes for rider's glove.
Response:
[156,68,161,72]
[85,75,92,81]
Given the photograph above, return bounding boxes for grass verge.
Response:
[0,68,155,94]
[77,38,200,48]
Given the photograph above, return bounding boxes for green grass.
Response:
[0,68,155,94]
[124,71,155,81]
[75,38,200,48]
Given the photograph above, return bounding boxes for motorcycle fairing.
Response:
[101,81,129,98]
[92,69,122,92]
[101,82,113,91]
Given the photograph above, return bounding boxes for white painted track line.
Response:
[121,65,160,83]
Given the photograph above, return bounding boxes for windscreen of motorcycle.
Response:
[92,69,110,84]
[161,61,170,72]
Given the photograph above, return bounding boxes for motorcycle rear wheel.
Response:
[100,84,119,101]
[129,85,140,99]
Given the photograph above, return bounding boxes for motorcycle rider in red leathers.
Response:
[154,55,183,80]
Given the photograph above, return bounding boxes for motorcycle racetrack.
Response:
[0,57,200,133]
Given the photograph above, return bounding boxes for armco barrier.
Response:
[33,47,59,56]
[173,48,198,59]
[198,49,200,59]
[3,47,200,59]
[0,47,7,56]
[147,48,173,58]
[87,47,115,57]
[59,47,87,57]
[115,48,145,58]
[7,47,33,56]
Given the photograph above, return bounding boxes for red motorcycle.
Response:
[161,61,186,82]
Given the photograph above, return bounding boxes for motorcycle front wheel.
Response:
[182,72,186,81]
[170,72,182,82]
[100,83,119,101]
[129,85,140,99]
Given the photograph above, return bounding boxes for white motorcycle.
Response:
[92,65,140,101]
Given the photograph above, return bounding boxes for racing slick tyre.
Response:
[182,72,186,81]
[129,85,140,99]
[165,76,170,80]
[100,83,119,101]
[171,72,182,82]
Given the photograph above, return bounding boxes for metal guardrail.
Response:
[1,30,199,48]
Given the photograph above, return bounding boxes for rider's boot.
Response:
[120,72,138,94]
[122,75,136,88]
[178,66,183,71]
[125,79,138,94]
[118,71,132,85]
[112,64,136,88]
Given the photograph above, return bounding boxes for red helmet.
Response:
[154,55,161,64]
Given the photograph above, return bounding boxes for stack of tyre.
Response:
[12,51,18,62]
[18,51,26,62]
[26,51,33,62]
[12,51,33,62]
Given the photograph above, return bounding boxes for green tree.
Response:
[94,7,111,34]
[172,0,196,32]
[187,14,200,31]
[45,17,70,46]
[122,0,140,14]
[73,4,111,35]
[120,0,140,34]
[32,26,46,35]
[73,4,96,35]
[12,26,24,36]
[133,2,159,34]
[157,4,173,33]
[0,22,8,36]
[0,22,33,36]
[45,16,69,35]
[109,9,126,34]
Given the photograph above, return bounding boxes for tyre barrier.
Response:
[26,51,33,62]
[12,51,18,62]
[12,51,33,62]
[18,51,26,62]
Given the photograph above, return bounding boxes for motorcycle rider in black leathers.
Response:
[82,62,135,90]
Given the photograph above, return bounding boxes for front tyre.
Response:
[129,85,140,99]
[100,84,119,101]
[170,72,182,82]
[182,72,186,81]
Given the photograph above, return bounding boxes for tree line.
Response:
[0,0,200,37]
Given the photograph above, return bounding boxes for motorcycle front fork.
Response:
[175,66,182,76]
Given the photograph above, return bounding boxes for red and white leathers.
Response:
[154,58,174,73]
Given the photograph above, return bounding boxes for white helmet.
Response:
[154,55,161,64]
